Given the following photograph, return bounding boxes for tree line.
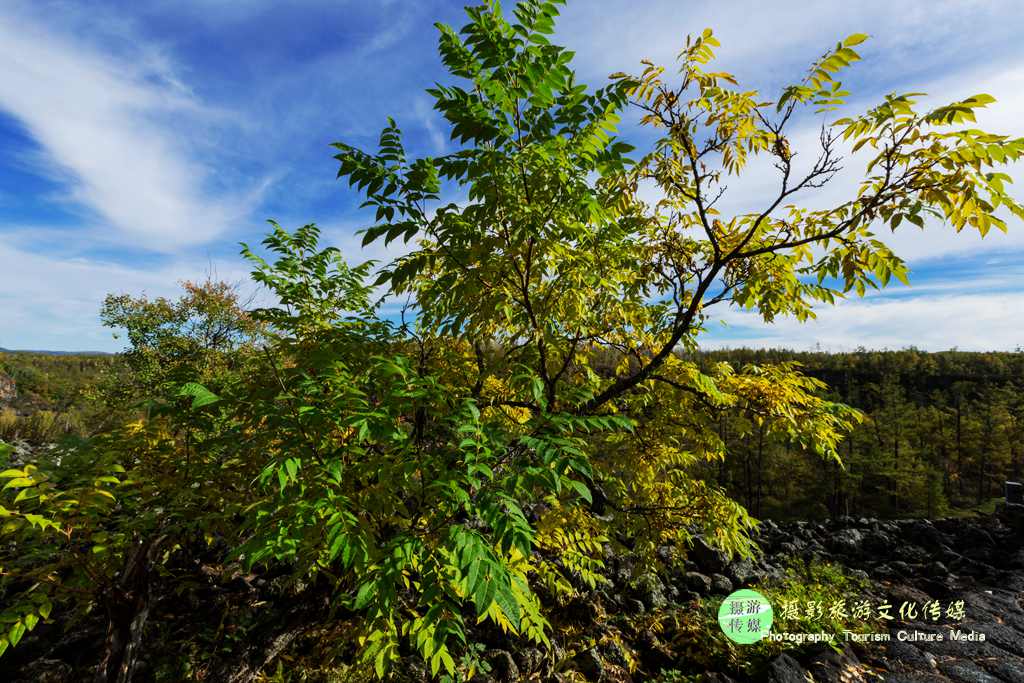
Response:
[693,348,1024,519]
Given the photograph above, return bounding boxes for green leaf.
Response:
[177,382,220,409]
[493,582,521,627]
[8,622,25,647]
[567,479,593,504]
[23,614,38,632]
[354,581,376,610]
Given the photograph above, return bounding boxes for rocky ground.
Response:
[7,512,1024,682]
[681,513,1024,682]
[392,512,1024,682]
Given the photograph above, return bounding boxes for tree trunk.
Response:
[94,537,158,683]
[755,425,765,518]
[956,400,963,498]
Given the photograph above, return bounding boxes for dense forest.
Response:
[696,349,1024,520]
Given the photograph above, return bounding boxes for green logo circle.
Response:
[718,589,773,644]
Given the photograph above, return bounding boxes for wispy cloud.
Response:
[705,290,1024,351]
[0,241,252,351]
[0,3,263,252]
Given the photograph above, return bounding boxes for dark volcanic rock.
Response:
[938,660,1004,683]
[486,650,518,682]
[710,573,734,594]
[633,573,668,610]
[727,557,763,586]
[765,653,809,683]
[691,536,730,574]
[12,658,71,683]
[807,645,865,682]
[572,647,603,680]
[828,527,864,555]
[683,571,712,594]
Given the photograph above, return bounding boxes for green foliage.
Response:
[0,441,127,658]
[2,1,1022,679]
[0,352,116,445]
[764,558,875,638]
[233,224,622,677]
[100,278,263,399]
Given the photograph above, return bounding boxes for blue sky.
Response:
[1,0,1022,352]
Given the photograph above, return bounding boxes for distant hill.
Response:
[0,348,112,356]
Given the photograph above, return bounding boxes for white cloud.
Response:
[705,291,1024,351]
[0,4,262,252]
[0,241,253,351]
[557,0,1020,86]
[414,96,447,155]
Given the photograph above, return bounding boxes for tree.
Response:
[100,279,263,400]
[319,0,1022,675]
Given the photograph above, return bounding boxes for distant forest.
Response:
[3,347,1020,521]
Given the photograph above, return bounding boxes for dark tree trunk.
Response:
[205,604,315,683]
[94,537,158,683]
[755,425,765,518]
[956,400,963,498]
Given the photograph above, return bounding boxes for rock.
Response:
[890,560,914,577]
[710,573,733,594]
[984,657,1024,682]
[691,536,730,574]
[887,641,931,669]
[625,598,646,614]
[776,541,799,556]
[901,519,944,548]
[808,644,865,682]
[486,650,519,682]
[864,528,897,557]
[683,571,712,594]
[600,639,630,669]
[829,527,864,555]
[573,647,604,681]
[392,656,429,683]
[634,573,668,610]
[656,545,677,565]
[13,658,72,683]
[896,544,930,564]
[766,653,810,683]
[938,660,1004,683]
[727,557,763,587]
[848,569,870,582]
[514,647,544,675]
[873,562,895,578]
